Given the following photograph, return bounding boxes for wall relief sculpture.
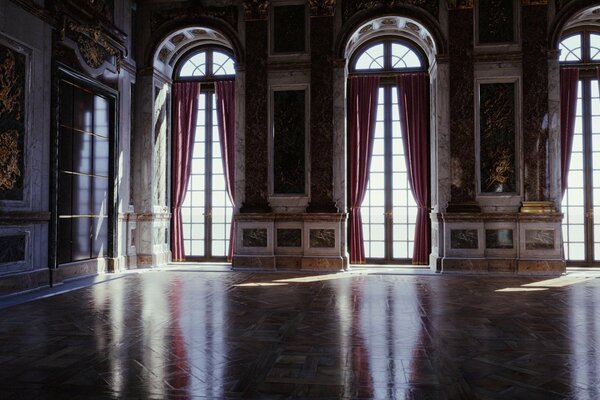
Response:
[0,45,25,201]
[479,83,516,193]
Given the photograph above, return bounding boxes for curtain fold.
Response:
[397,73,430,265]
[170,82,200,261]
[349,76,380,264]
[560,68,579,197]
[215,80,236,261]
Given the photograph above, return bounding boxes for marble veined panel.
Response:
[243,229,268,247]
[525,229,554,250]
[309,229,335,248]
[277,229,301,248]
[450,229,478,249]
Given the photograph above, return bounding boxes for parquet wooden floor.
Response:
[0,268,599,399]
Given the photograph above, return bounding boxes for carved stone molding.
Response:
[244,0,270,20]
[309,0,336,17]
[66,21,123,71]
[448,0,474,9]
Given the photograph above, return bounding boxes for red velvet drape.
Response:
[171,82,200,261]
[560,68,579,197]
[215,80,236,262]
[349,76,380,264]
[397,73,430,265]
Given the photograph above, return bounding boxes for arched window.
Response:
[349,39,427,262]
[560,29,600,264]
[175,47,235,260]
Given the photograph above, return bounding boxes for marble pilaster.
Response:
[332,64,348,266]
[429,58,451,270]
[448,8,476,206]
[241,18,270,212]
[307,13,337,212]
[522,3,550,201]
[131,73,170,267]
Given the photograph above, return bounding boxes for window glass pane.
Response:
[355,44,384,70]
[591,34,600,61]
[213,51,235,75]
[559,34,582,62]
[179,52,206,77]
[391,43,421,69]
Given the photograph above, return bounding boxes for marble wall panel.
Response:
[479,82,516,193]
[277,229,302,247]
[525,229,554,250]
[309,229,335,248]
[478,0,514,44]
[243,228,268,247]
[0,234,26,264]
[273,90,306,194]
[272,4,306,53]
[522,4,549,200]
[450,229,479,249]
[449,8,476,202]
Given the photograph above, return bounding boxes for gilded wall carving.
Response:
[0,45,25,201]
[67,22,122,70]
[343,0,439,21]
[244,0,270,20]
[479,83,516,193]
[309,0,336,16]
[447,0,473,9]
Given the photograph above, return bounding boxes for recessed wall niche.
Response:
[272,4,306,54]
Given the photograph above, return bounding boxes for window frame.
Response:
[171,46,236,261]
[559,28,600,266]
[347,37,428,263]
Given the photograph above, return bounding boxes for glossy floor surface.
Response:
[0,267,599,399]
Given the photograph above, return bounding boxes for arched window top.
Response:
[351,39,424,72]
[176,48,235,79]
[560,34,582,62]
[559,30,600,64]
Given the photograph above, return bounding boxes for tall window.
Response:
[176,48,235,259]
[560,30,600,264]
[350,40,425,262]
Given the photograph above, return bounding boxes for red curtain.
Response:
[349,76,380,264]
[397,73,430,265]
[170,82,200,261]
[560,68,579,197]
[215,80,236,261]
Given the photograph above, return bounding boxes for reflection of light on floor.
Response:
[275,273,352,283]
[234,282,289,287]
[497,275,597,292]
[522,276,594,287]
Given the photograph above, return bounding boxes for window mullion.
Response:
[582,79,594,262]
[384,85,394,261]
[205,92,214,258]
